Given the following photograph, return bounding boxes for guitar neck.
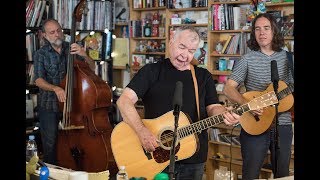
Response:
[177,105,249,139]
[277,83,294,100]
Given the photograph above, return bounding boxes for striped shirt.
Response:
[229,50,294,125]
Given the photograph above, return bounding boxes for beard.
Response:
[49,38,63,47]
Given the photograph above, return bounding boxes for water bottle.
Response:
[116,166,129,180]
[26,135,38,161]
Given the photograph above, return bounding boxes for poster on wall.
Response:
[115,0,129,23]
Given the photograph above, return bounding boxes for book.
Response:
[221,35,233,54]
[26,99,34,119]
[218,133,232,144]
[115,0,129,23]
[267,10,283,30]
[194,41,208,68]
[227,59,235,71]
[112,38,129,67]
[36,0,47,27]
[231,136,241,146]
[282,14,294,36]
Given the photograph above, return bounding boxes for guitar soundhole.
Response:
[160,130,175,149]
[153,130,180,163]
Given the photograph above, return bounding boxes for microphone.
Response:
[172,81,183,116]
[169,81,183,179]
[271,60,279,94]
[271,60,279,82]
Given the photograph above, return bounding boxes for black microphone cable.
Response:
[229,125,237,180]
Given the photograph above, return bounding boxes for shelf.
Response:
[26,84,38,89]
[214,123,242,130]
[209,157,273,173]
[169,24,208,27]
[212,70,232,76]
[167,7,208,12]
[115,22,128,26]
[26,84,39,94]
[113,66,127,70]
[210,52,242,57]
[132,6,166,11]
[210,29,251,33]
[284,36,294,40]
[26,27,40,31]
[62,29,105,33]
[217,91,224,95]
[212,0,251,5]
[265,2,294,7]
[209,141,241,148]
[132,37,166,40]
[132,51,165,55]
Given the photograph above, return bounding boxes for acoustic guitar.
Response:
[240,80,294,135]
[111,91,278,179]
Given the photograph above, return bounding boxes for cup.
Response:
[68,171,88,180]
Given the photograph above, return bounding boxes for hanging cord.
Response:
[229,125,237,180]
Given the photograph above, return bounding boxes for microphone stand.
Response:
[273,80,280,178]
[169,105,180,180]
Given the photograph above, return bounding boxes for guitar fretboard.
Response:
[177,105,250,139]
[277,84,294,100]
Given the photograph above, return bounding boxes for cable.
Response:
[229,125,237,180]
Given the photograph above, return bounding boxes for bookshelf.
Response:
[206,124,294,180]
[208,0,294,103]
[206,1,294,179]
[208,0,253,104]
[128,0,166,78]
[125,1,294,178]
[166,6,209,69]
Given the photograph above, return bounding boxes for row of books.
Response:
[133,0,166,9]
[26,0,48,27]
[26,32,42,62]
[26,64,35,85]
[210,4,248,31]
[167,0,207,9]
[219,33,250,55]
[129,19,166,38]
[52,0,114,31]
[266,10,294,37]
[208,128,241,146]
[132,54,164,67]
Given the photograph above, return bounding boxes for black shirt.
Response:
[127,59,219,163]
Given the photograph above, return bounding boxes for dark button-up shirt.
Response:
[33,40,69,112]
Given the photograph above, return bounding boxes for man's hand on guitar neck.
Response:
[223,105,241,126]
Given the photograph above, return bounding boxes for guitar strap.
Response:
[286,51,294,80]
[190,65,200,120]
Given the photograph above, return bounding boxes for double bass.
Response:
[56,0,117,176]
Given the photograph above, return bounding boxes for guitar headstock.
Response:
[73,0,88,23]
[248,91,278,110]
